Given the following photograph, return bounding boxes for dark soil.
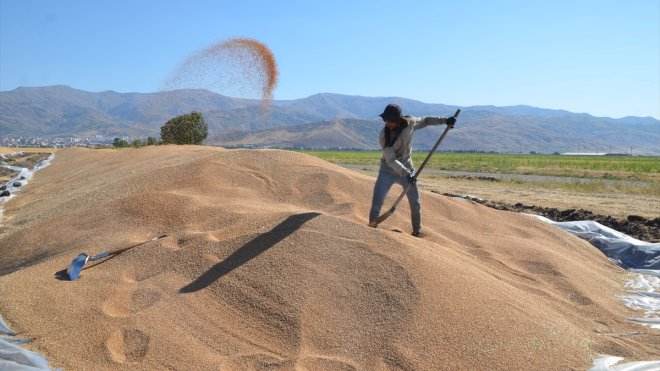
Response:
[441,192,660,243]
[0,167,18,183]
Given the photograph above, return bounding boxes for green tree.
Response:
[146,136,157,146]
[160,111,208,145]
[113,137,129,148]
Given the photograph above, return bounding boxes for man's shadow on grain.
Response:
[180,212,320,293]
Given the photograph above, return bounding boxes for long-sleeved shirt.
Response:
[379,116,449,176]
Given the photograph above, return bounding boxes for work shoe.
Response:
[411,231,423,238]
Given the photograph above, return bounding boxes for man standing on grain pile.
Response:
[369,103,456,237]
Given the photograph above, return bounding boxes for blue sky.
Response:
[1,0,658,119]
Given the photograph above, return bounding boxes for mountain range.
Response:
[1,85,658,154]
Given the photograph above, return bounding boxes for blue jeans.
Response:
[369,167,421,234]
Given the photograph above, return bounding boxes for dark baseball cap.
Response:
[379,103,404,122]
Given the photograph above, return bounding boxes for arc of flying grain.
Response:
[202,38,278,112]
[229,38,278,104]
[163,38,278,112]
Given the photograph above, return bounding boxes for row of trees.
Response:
[113,111,208,148]
[112,136,159,148]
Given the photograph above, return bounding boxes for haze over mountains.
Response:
[1,85,658,154]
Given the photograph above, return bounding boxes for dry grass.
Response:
[428,176,659,220]
[354,168,659,220]
[0,146,59,154]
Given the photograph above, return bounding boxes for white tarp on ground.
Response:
[0,314,51,370]
[531,215,660,326]
[530,216,659,370]
[540,219,660,270]
[590,355,660,371]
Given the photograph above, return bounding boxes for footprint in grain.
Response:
[106,328,150,363]
[520,260,593,305]
[558,282,593,305]
[102,286,162,317]
[131,287,162,312]
[102,281,158,362]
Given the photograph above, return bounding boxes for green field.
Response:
[300,150,660,182]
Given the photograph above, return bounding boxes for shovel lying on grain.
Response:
[66,234,167,281]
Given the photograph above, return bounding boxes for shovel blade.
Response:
[66,253,90,281]
[369,208,395,228]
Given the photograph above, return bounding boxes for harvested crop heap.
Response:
[0,146,657,370]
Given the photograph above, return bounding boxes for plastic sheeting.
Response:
[531,215,660,370]
[590,355,660,371]
[0,314,51,370]
[532,216,659,320]
[538,219,659,270]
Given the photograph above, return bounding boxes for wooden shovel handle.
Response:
[415,108,461,177]
[107,234,168,256]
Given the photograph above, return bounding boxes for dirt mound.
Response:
[0,146,657,370]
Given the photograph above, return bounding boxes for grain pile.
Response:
[0,146,657,370]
